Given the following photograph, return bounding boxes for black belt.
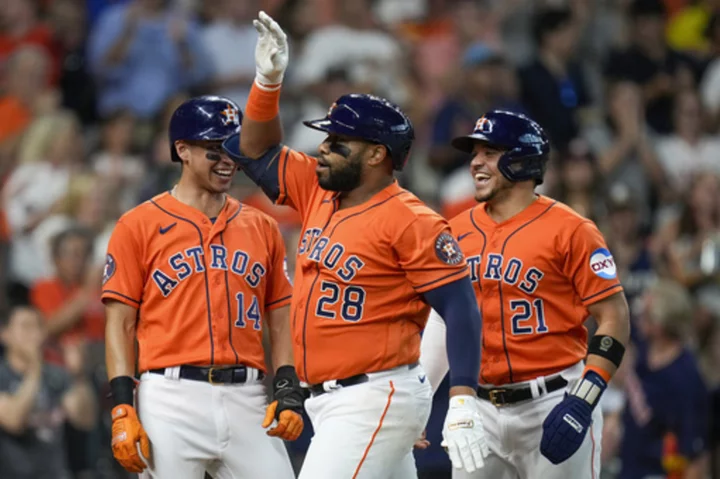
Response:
[478,375,567,406]
[148,365,264,385]
[307,362,420,397]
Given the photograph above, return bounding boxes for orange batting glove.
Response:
[262,366,305,441]
[111,405,151,473]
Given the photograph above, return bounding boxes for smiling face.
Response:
[470,142,514,203]
[175,140,237,194]
[315,134,374,192]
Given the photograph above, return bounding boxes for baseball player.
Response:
[102,95,304,478]
[420,110,631,478]
[221,11,489,478]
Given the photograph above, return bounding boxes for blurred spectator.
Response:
[3,110,84,288]
[618,279,709,478]
[29,227,103,362]
[584,81,667,224]
[201,0,258,108]
[89,109,145,212]
[0,304,96,479]
[290,0,405,104]
[699,12,720,129]
[87,0,212,119]
[661,174,720,293]
[656,89,720,193]
[0,0,59,83]
[48,0,97,125]
[665,0,720,56]
[602,184,657,320]
[0,44,56,173]
[555,138,603,221]
[518,5,591,152]
[604,0,697,134]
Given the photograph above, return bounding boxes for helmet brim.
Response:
[451,133,495,153]
[303,118,360,138]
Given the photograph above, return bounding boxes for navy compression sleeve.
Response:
[222,135,282,201]
[423,277,481,388]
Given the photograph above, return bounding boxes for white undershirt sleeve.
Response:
[420,308,450,394]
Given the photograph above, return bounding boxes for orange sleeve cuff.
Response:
[245,81,281,122]
[584,365,612,383]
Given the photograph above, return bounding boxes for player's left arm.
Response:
[585,292,630,380]
[541,220,630,465]
[261,219,303,441]
[395,214,488,473]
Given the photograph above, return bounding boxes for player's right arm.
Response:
[101,219,150,473]
[261,218,304,442]
[223,12,318,216]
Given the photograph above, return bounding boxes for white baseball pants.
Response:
[136,368,295,479]
[299,364,433,479]
[454,362,603,479]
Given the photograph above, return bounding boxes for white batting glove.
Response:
[253,11,289,87]
[441,395,489,473]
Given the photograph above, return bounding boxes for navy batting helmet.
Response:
[303,93,415,171]
[169,95,242,163]
[451,110,550,184]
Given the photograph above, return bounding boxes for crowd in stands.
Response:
[0,0,719,477]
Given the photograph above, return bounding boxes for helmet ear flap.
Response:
[497,149,548,183]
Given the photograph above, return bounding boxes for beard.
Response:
[318,152,363,192]
[475,177,513,203]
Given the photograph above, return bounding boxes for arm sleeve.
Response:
[422,277,481,389]
[101,220,144,308]
[394,215,469,293]
[237,145,318,219]
[264,218,293,311]
[420,308,449,394]
[562,221,624,306]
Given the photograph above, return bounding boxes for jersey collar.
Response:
[154,191,242,232]
[474,194,553,228]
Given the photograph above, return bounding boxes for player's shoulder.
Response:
[448,205,478,231]
[541,196,599,232]
[232,197,282,231]
[389,186,447,227]
[112,192,171,231]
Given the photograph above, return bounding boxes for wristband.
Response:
[246,81,281,122]
[569,370,607,408]
[587,335,625,368]
[110,376,135,407]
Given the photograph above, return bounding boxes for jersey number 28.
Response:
[509,299,548,335]
[315,281,366,322]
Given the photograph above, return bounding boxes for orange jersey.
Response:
[449,195,624,385]
[101,192,292,373]
[271,146,468,384]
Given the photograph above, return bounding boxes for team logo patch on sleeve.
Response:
[435,233,464,265]
[589,248,616,279]
[103,254,116,285]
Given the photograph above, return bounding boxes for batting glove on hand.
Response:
[441,395,489,473]
[111,405,151,473]
[540,371,606,464]
[262,365,304,441]
[253,11,288,87]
